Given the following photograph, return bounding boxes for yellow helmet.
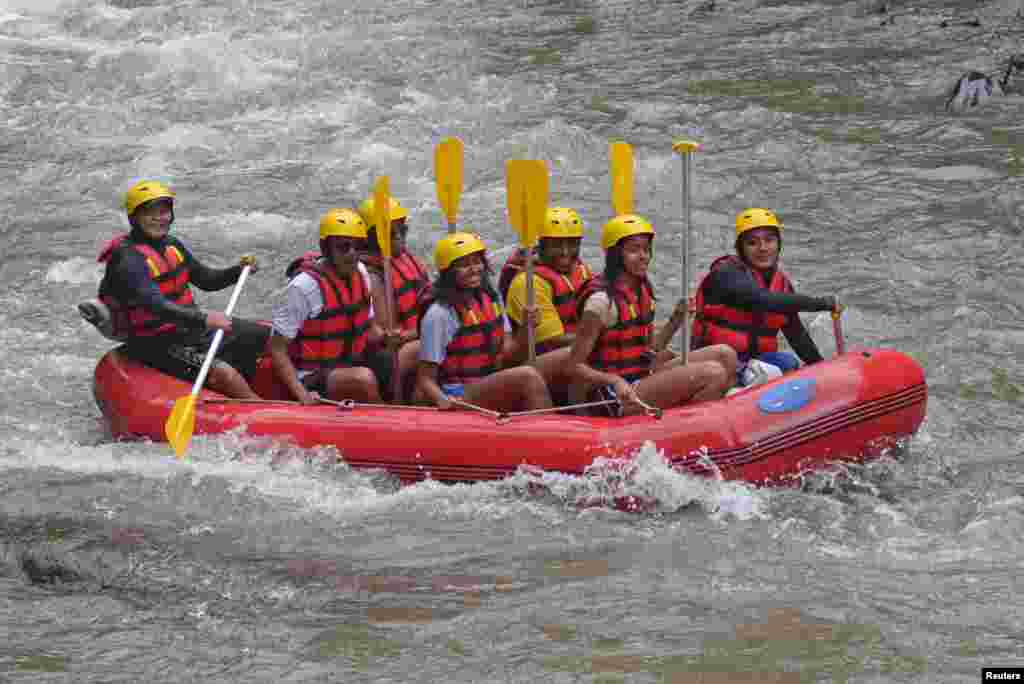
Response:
[435,232,486,271]
[319,208,368,241]
[124,180,174,216]
[600,214,654,250]
[358,196,409,230]
[539,207,584,240]
[735,208,783,239]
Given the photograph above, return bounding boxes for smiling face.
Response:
[450,251,485,290]
[323,236,365,275]
[618,234,652,279]
[739,227,780,271]
[132,199,174,240]
[538,237,581,274]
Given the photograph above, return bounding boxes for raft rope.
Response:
[200,396,663,421]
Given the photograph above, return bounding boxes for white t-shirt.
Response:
[418,299,512,367]
[273,262,375,338]
[581,290,619,328]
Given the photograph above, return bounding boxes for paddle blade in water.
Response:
[165,394,197,459]
[373,176,392,259]
[435,137,463,225]
[610,141,634,216]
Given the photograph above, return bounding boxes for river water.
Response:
[3,0,1024,681]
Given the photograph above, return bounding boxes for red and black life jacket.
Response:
[498,249,592,345]
[497,247,531,301]
[691,255,794,355]
[97,233,195,338]
[417,287,505,385]
[576,274,655,383]
[286,255,373,371]
[360,252,429,333]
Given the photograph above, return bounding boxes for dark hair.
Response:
[601,240,657,300]
[365,220,408,255]
[602,244,627,286]
[432,254,498,308]
[366,228,382,255]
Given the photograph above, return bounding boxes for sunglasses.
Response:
[331,240,364,254]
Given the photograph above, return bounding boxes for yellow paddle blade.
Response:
[165,394,197,459]
[373,176,392,259]
[435,137,463,225]
[506,159,548,248]
[610,141,634,215]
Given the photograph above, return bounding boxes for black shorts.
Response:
[588,384,625,418]
[122,318,269,384]
[364,349,397,401]
[293,351,397,400]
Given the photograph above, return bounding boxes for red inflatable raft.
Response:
[92,346,927,486]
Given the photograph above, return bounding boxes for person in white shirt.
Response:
[270,209,400,405]
[415,232,552,412]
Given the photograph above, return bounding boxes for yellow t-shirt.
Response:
[505,272,564,344]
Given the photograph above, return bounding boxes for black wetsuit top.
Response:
[99,229,243,335]
[701,261,833,364]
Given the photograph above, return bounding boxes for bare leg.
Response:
[632,360,729,414]
[654,344,738,386]
[530,346,570,385]
[464,366,552,412]
[207,362,260,399]
[326,366,382,403]
[688,344,738,382]
[394,341,421,403]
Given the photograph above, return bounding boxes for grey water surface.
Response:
[3,0,1024,681]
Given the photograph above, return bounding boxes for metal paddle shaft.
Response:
[190,265,250,395]
[165,264,251,458]
[673,139,700,364]
[523,217,536,363]
[373,176,402,402]
[832,309,846,356]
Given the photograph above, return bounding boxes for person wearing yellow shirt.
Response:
[501,207,594,401]
[503,207,593,354]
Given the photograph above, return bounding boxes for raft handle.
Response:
[319,398,356,411]
[636,397,664,420]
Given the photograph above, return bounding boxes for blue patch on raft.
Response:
[758,378,816,414]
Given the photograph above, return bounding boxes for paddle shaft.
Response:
[524,246,536,363]
[832,310,846,356]
[382,256,402,400]
[187,265,251,397]
[680,149,694,363]
[506,159,546,365]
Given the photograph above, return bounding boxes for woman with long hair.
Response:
[569,215,736,416]
[415,232,552,412]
